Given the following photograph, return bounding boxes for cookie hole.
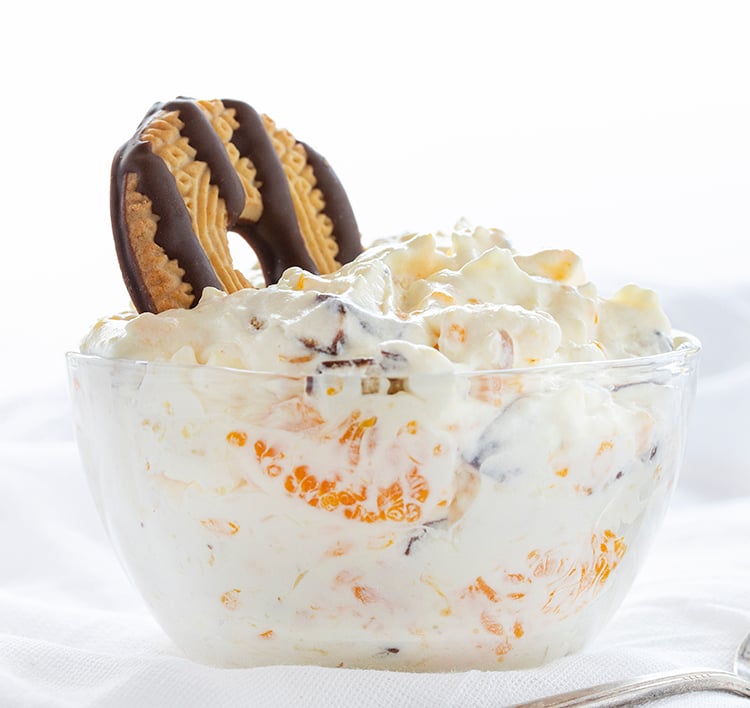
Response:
[227,230,261,285]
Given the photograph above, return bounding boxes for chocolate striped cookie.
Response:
[111,98,362,313]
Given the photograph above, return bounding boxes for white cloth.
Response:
[1,285,749,707]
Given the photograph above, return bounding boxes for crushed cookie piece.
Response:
[404,528,426,556]
[361,377,381,395]
[319,357,375,369]
[387,378,406,394]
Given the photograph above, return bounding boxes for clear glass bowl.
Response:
[66,333,700,671]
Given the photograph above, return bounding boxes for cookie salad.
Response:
[68,97,700,671]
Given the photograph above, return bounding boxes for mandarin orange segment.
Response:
[353,585,377,604]
[480,610,504,636]
[200,518,240,535]
[226,430,248,447]
[464,576,500,603]
[241,412,436,523]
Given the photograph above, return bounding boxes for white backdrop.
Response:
[1,0,749,393]
[2,4,750,705]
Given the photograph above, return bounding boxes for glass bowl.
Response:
[66,333,699,671]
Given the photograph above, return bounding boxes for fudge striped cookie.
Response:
[111,98,362,313]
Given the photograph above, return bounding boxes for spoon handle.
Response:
[512,669,750,707]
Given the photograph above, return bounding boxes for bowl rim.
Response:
[65,331,701,380]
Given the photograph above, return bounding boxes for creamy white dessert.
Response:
[70,223,699,670]
[83,223,673,372]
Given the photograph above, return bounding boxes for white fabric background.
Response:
[1,285,749,707]
[2,1,749,705]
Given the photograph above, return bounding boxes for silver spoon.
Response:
[512,630,750,707]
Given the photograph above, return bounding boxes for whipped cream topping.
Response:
[82,222,673,372]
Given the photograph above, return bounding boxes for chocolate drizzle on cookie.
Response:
[111,97,362,314]
[300,142,362,266]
